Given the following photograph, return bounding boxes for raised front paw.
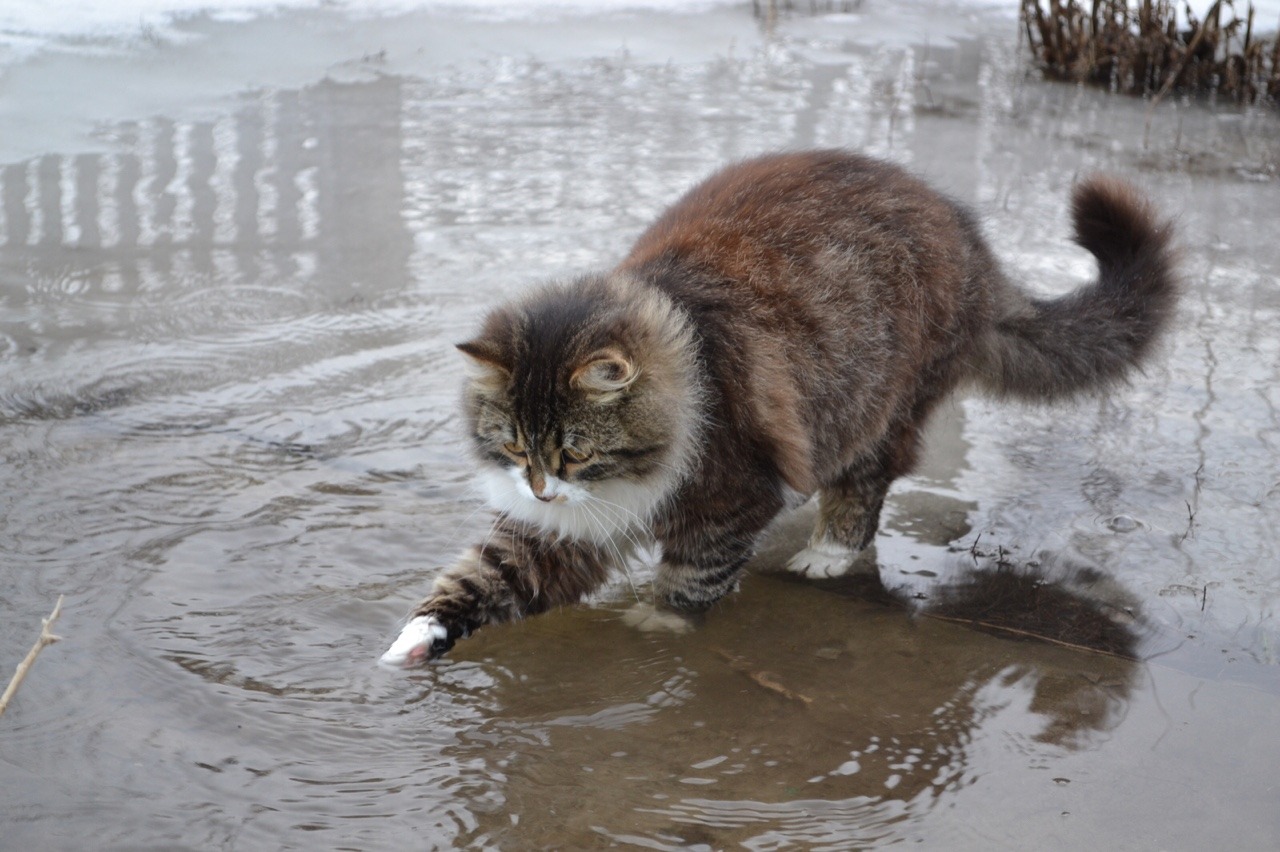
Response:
[378,615,451,670]
[785,542,859,579]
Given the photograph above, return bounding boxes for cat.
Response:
[379,149,1177,669]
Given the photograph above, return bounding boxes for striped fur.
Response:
[383,150,1178,666]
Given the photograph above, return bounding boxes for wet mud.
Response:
[1,2,1278,849]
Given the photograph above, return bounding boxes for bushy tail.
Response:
[973,176,1179,402]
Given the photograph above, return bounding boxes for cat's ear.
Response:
[571,348,639,401]
[456,339,510,390]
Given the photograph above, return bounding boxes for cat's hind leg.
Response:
[786,433,916,579]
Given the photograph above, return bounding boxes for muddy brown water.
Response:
[2,3,1278,849]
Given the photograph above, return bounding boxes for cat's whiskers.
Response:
[582,494,645,556]
[586,495,649,558]
[582,494,655,602]
[583,490,651,530]
[574,496,619,550]
[440,485,502,551]
[577,499,640,601]
[477,489,522,559]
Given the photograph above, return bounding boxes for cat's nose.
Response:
[534,492,555,502]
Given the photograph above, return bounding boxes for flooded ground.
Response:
[2,1,1278,848]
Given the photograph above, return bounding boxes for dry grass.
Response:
[752,0,863,20]
[1022,0,1280,105]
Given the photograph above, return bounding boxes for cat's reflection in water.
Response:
[423,550,1143,847]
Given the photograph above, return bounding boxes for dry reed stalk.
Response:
[1022,0,1279,106]
[751,0,863,19]
[0,596,65,719]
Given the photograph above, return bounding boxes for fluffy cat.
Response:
[380,149,1177,668]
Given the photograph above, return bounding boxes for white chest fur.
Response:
[478,465,672,545]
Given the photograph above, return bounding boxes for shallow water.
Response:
[1,2,1278,849]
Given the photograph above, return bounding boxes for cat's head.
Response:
[458,275,702,541]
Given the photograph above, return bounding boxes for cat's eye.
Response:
[562,445,593,464]
[502,441,526,457]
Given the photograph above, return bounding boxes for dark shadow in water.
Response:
[804,545,1146,663]
[919,559,1142,661]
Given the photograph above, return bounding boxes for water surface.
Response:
[1,3,1278,849]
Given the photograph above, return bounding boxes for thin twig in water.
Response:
[922,611,1138,661]
[0,596,65,718]
[713,647,813,706]
[1181,499,1196,542]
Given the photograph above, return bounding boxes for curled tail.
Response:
[973,176,1179,401]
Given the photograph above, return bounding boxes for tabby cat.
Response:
[380,150,1177,668]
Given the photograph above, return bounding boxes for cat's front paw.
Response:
[622,602,695,634]
[785,542,858,579]
[378,615,450,669]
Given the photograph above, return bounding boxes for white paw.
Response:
[378,615,448,670]
[785,542,858,579]
[622,602,694,634]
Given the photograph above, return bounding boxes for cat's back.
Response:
[620,149,975,283]
[613,150,994,491]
